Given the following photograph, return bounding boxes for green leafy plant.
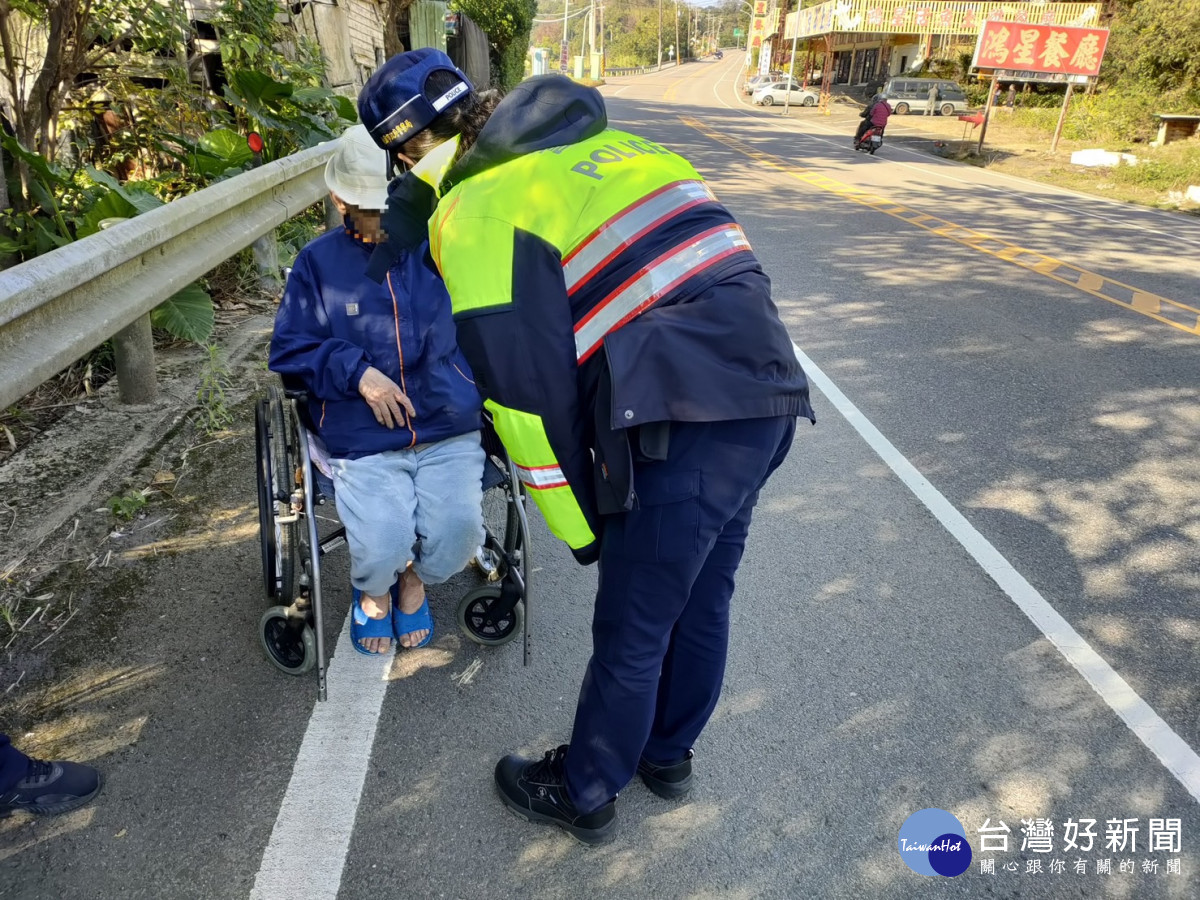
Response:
[195,343,235,434]
[222,71,355,163]
[107,489,149,520]
[453,0,538,89]
[0,133,83,258]
[1064,87,1163,145]
[154,283,216,345]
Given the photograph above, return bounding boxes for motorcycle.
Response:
[855,125,884,155]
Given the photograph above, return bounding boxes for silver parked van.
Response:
[881,78,968,116]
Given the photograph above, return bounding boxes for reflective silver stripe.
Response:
[431,81,469,111]
[574,225,752,363]
[515,463,568,491]
[562,181,716,295]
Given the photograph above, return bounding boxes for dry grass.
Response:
[937,111,1200,213]
[0,358,115,466]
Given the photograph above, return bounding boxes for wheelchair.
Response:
[253,383,531,700]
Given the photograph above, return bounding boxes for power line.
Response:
[532,6,592,24]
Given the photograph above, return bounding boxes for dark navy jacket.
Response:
[426,76,813,555]
[269,224,481,458]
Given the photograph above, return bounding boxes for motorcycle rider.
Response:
[855,93,892,145]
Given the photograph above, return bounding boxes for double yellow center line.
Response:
[682,116,1200,338]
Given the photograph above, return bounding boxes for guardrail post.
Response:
[111,313,158,404]
[251,229,281,293]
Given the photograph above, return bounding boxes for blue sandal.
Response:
[393,585,434,649]
[350,588,394,656]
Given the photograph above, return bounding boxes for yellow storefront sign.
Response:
[786,1,1101,40]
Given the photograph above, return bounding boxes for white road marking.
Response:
[793,342,1200,804]
[250,613,393,900]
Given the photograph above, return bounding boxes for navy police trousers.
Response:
[0,733,30,793]
[564,415,796,813]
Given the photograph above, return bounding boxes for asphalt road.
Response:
[2,58,1198,899]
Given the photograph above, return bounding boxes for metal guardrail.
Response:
[0,142,336,413]
[606,66,657,76]
[605,60,687,76]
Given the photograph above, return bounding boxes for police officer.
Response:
[359,49,815,844]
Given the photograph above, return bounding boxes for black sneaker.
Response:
[0,758,102,817]
[494,745,616,845]
[637,749,694,799]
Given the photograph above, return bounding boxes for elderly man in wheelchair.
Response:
[268,123,486,658]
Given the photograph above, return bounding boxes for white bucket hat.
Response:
[324,123,390,211]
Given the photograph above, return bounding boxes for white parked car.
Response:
[743,72,784,94]
[753,81,819,107]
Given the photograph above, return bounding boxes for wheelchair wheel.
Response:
[256,387,298,602]
[456,585,524,646]
[475,480,522,580]
[259,605,317,675]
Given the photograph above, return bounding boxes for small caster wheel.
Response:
[260,605,316,675]
[456,585,523,646]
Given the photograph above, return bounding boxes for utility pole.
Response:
[675,0,680,66]
[588,0,595,58]
[657,0,663,70]
[782,0,801,115]
[562,0,570,72]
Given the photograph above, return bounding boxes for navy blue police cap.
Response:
[359,49,473,154]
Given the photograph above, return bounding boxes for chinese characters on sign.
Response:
[790,1,1102,39]
[974,818,1183,876]
[750,2,768,49]
[971,22,1109,77]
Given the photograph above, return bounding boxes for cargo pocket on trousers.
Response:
[625,468,701,563]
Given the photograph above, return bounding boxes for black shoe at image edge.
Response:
[637,749,694,799]
[0,759,103,817]
[494,745,616,845]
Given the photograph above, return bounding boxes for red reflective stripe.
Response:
[515,463,569,490]
[518,478,569,492]
[574,225,751,364]
[562,181,715,296]
[562,181,684,267]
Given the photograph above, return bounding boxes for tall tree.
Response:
[453,0,538,87]
[1105,0,1200,99]
[0,0,179,158]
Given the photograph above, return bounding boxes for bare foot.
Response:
[396,567,429,648]
[359,591,392,654]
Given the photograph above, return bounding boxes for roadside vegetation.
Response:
[887,0,1200,211]
[0,0,353,459]
[761,1,1200,209]
[939,112,1200,212]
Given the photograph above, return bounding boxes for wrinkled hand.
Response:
[358,366,415,430]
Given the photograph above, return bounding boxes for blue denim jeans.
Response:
[330,431,485,596]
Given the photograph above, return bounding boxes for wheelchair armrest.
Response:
[278,375,309,403]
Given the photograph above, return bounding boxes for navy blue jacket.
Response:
[269,225,482,458]
[434,76,814,542]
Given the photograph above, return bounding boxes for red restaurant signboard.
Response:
[971,22,1109,78]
